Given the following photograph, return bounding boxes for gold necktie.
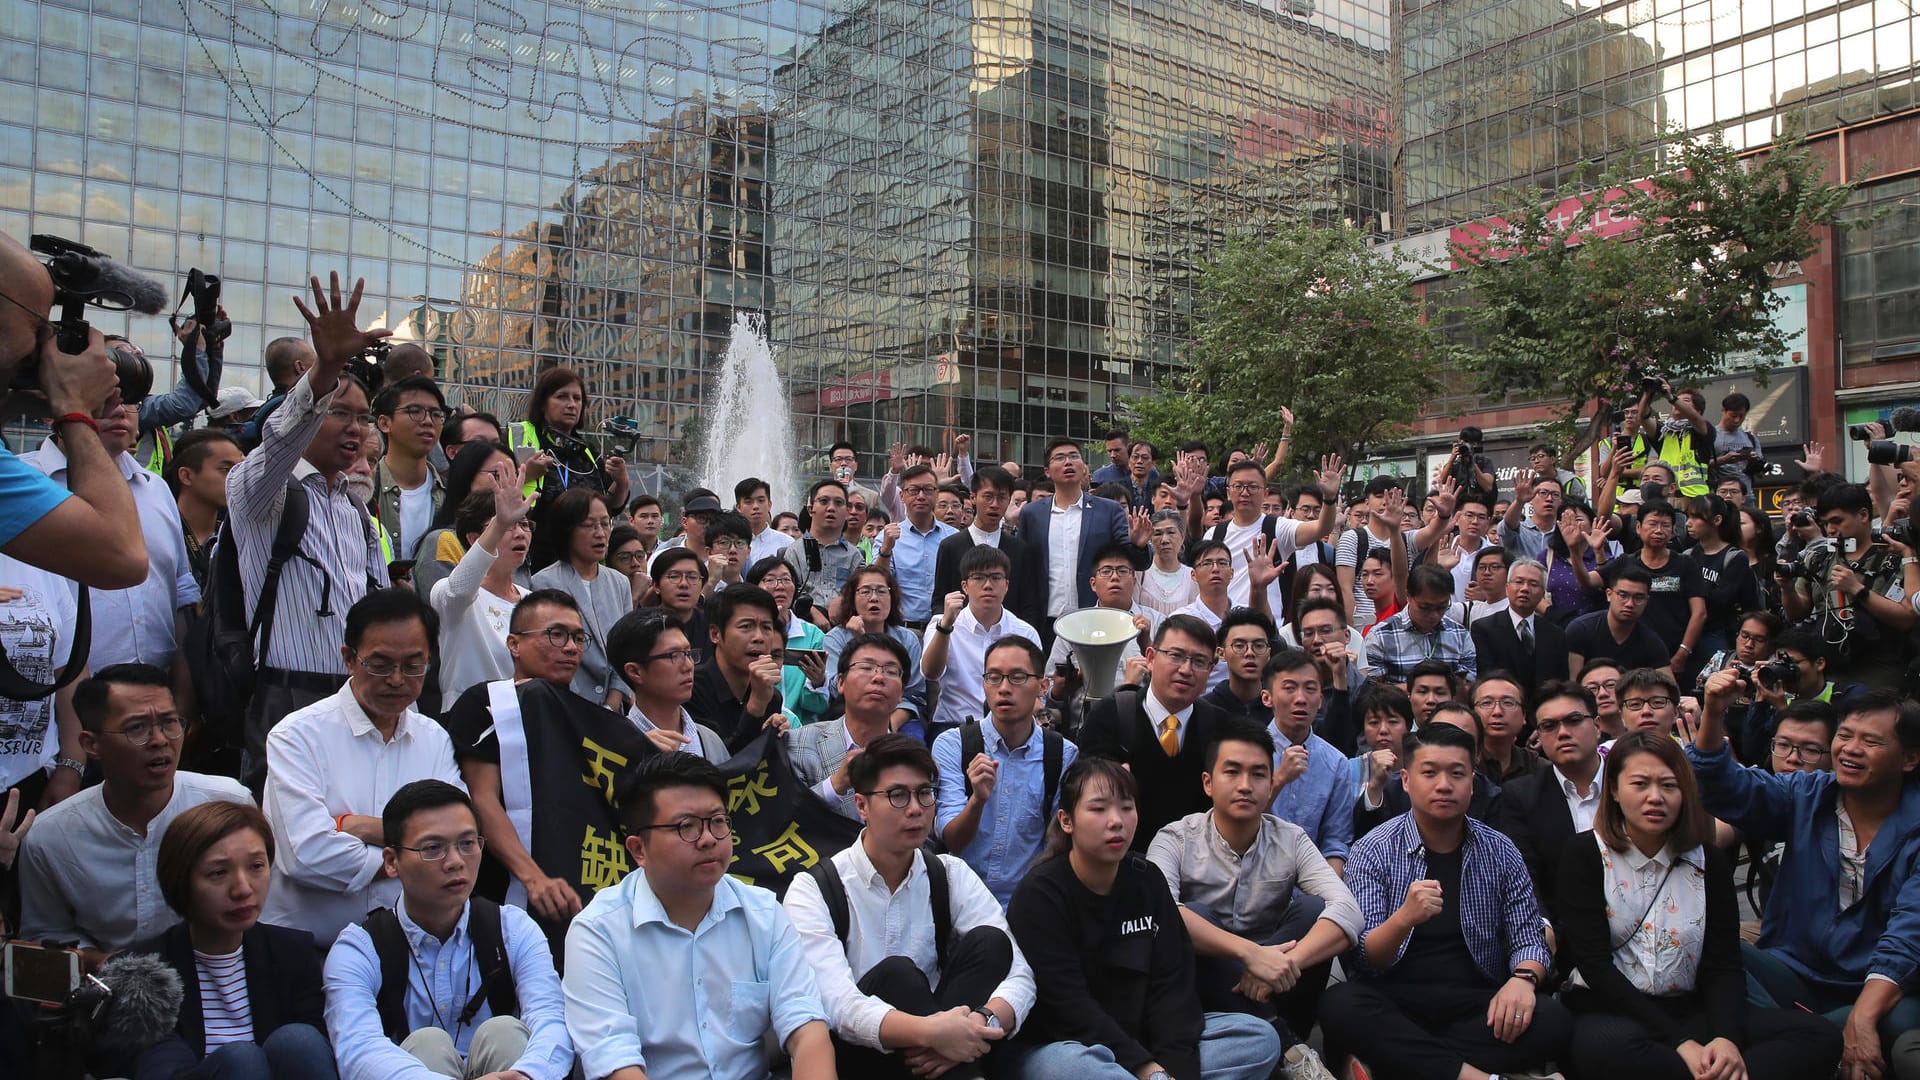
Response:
[1159,715,1181,756]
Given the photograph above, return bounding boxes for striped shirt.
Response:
[225,375,388,673]
[194,946,253,1047]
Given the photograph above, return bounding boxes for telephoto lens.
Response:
[1866,441,1916,468]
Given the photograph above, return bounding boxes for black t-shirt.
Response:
[1394,846,1487,986]
[443,681,502,764]
[1622,551,1703,653]
[1565,610,1672,672]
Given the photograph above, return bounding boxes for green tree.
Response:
[1122,221,1443,473]
[1448,125,1857,455]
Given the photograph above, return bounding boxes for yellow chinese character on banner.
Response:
[750,821,819,875]
[581,738,629,803]
[727,764,778,815]
[580,825,630,892]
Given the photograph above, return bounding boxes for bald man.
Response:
[0,231,150,589]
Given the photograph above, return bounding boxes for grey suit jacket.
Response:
[787,718,861,819]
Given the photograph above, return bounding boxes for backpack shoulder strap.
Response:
[925,852,952,972]
[1043,729,1064,815]
[1261,513,1278,545]
[959,720,984,798]
[361,907,411,1044]
[1207,521,1228,543]
[252,480,312,659]
[459,898,520,1027]
[807,860,851,947]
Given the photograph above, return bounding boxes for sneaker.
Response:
[1341,1056,1374,1080]
[1283,1043,1338,1080]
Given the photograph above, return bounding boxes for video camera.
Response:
[1848,408,1920,468]
[4,941,182,1080]
[6,236,169,416]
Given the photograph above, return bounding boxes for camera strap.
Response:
[0,585,90,700]
[167,270,224,410]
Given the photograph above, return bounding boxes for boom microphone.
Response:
[90,952,183,1058]
[33,235,169,315]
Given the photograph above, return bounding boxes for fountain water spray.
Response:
[700,313,799,515]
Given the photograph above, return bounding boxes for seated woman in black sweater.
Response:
[131,800,336,1080]
[1003,757,1282,1080]
[1553,731,1842,1080]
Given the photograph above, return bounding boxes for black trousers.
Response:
[830,925,1014,1080]
[1564,994,1843,1080]
[1320,978,1572,1080]
[1186,893,1331,1047]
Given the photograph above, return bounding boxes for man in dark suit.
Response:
[1019,436,1149,648]
[932,464,1040,626]
[1470,556,1568,693]
[1076,614,1226,849]
[1489,680,1604,915]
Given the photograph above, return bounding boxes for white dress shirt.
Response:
[1142,687,1197,753]
[1045,500,1084,617]
[782,841,1036,1049]
[262,684,467,945]
[750,527,795,566]
[929,606,1042,729]
[1553,765,1602,832]
[16,771,252,949]
[967,523,1003,549]
[1579,836,1709,996]
[20,440,199,668]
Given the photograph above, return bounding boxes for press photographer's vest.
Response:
[1657,430,1710,497]
[508,422,599,498]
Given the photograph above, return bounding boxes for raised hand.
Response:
[1429,475,1460,518]
[888,441,908,474]
[1317,453,1346,499]
[290,272,391,374]
[1127,506,1152,546]
[1512,471,1535,508]
[1247,534,1281,589]
[932,452,955,482]
[1250,441,1269,466]
[1797,442,1828,475]
[953,433,972,458]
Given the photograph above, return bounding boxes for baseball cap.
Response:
[682,490,723,515]
[208,385,265,419]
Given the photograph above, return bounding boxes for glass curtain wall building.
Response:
[0,0,1392,476]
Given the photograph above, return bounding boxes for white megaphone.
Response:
[1054,607,1141,701]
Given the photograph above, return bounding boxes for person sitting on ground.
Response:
[608,610,729,760]
[1292,596,1366,754]
[640,546,711,659]
[1691,673,1920,1080]
[923,545,1042,738]
[784,733,1035,1079]
[1259,648,1354,875]
[324,781,572,1080]
[430,468,535,705]
[1490,681,1605,918]
[1320,723,1572,1080]
[746,555,829,726]
[1613,666,1687,743]
[1048,542,1162,712]
[1578,658,1627,741]
[1554,731,1843,1080]
[822,566,927,731]
[1349,683,1413,806]
[791,634,913,820]
[1470,672,1544,785]
[124,802,335,1080]
[1147,721,1355,1080]
[689,584,791,752]
[1004,758,1284,1080]
[1200,607,1278,724]
[1364,565,1478,687]
[1354,701,1502,839]
[561,754,835,1080]
[1406,658,1461,727]
[530,489,630,710]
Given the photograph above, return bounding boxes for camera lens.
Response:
[1866,440,1915,468]
[107,342,152,405]
[1850,424,1877,442]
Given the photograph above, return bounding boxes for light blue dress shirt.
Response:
[323,899,573,1080]
[1267,723,1356,862]
[888,517,957,623]
[933,720,1080,908]
[562,868,828,1080]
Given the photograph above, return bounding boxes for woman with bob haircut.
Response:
[130,800,335,1080]
[1553,731,1841,1080]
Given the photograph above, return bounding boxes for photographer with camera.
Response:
[1710,392,1765,501]
[1442,425,1497,495]
[125,312,227,475]
[0,233,150,591]
[1716,628,1861,767]
[1620,378,1715,501]
[1776,483,1920,691]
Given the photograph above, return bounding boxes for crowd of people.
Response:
[2,242,1919,1080]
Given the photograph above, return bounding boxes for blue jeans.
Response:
[999,1011,1281,1080]
[136,1023,339,1080]
[1742,940,1920,1048]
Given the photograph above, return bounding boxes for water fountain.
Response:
[700,313,800,513]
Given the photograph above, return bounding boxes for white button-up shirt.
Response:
[20,440,199,668]
[17,770,252,949]
[929,606,1042,730]
[563,868,828,1080]
[1555,765,1602,832]
[783,841,1036,1049]
[750,527,794,566]
[262,684,466,945]
[1045,500,1084,617]
[967,523,1003,549]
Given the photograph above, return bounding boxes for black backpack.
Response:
[959,719,1064,816]
[183,480,311,744]
[362,899,520,1042]
[808,852,953,970]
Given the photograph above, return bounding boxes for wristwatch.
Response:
[53,757,84,777]
[971,1006,1001,1030]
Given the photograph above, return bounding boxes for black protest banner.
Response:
[506,680,858,905]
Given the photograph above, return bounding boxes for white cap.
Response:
[208,385,266,419]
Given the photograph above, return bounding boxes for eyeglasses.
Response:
[393,404,448,424]
[534,627,589,648]
[637,814,733,844]
[862,784,937,808]
[758,575,795,588]
[966,573,1008,585]
[849,660,906,680]
[610,551,647,566]
[1223,639,1271,655]
[1158,649,1213,671]
[813,496,847,508]
[399,836,485,861]
[661,571,704,585]
[1048,451,1084,464]
[646,648,699,665]
[902,485,937,497]
[1534,712,1593,734]
[1228,481,1262,492]
[1621,696,1675,712]
[1737,631,1772,646]
[1771,738,1830,762]
[983,671,1037,686]
[1298,626,1344,642]
[1093,566,1135,579]
[1194,558,1232,571]
[854,585,892,598]
[324,409,375,428]
[105,715,187,745]
[1584,678,1620,692]
[583,519,615,534]
[1474,696,1523,711]
[351,652,431,678]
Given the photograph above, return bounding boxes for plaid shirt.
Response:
[1363,609,1477,684]
[1345,813,1551,982]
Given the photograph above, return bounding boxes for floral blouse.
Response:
[1574,833,1709,996]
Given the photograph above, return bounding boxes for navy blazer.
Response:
[132,921,327,1058]
[1018,494,1137,611]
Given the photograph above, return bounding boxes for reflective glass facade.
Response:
[0,0,1391,473]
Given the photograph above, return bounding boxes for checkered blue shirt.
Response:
[1345,813,1551,982]
[1363,609,1477,684]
